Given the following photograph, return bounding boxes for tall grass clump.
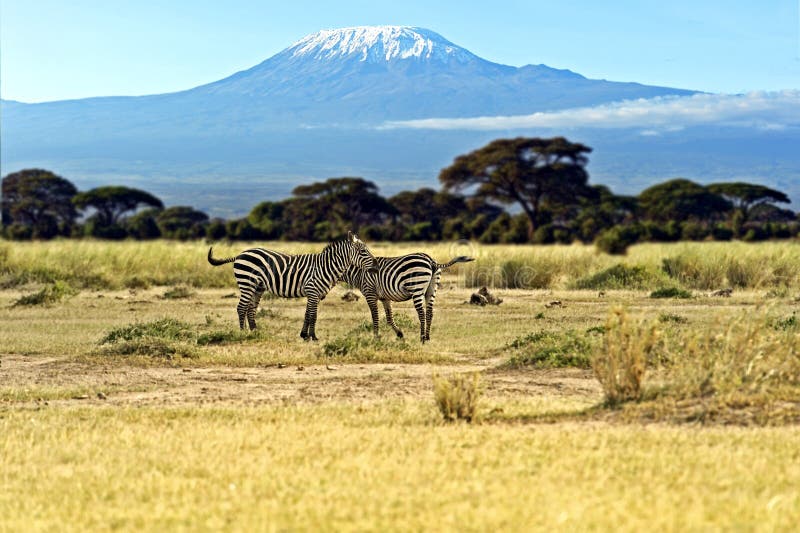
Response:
[12,281,78,307]
[592,308,658,405]
[656,242,800,289]
[433,372,482,423]
[661,311,800,405]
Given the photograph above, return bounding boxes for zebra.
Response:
[208,231,377,341]
[341,253,475,343]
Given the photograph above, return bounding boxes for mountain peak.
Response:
[286,26,477,64]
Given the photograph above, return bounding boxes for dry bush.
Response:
[591,308,658,405]
[433,373,482,423]
[662,310,800,402]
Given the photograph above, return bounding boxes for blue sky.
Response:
[2,0,799,102]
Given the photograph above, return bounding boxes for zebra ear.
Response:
[347,230,355,242]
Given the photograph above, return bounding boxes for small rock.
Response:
[341,290,360,302]
[97,392,107,400]
[598,291,606,298]
[710,288,733,297]
[277,363,287,369]
[470,286,502,305]
[72,394,89,400]
[296,366,305,371]
[182,368,192,373]
[326,365,337,371]
[545,300,563,309]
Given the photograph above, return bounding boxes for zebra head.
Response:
[347,231,379,274]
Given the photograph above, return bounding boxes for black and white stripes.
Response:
[341,253,474,343]
[208,231,377,340]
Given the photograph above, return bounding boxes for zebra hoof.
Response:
[396,331,404,339]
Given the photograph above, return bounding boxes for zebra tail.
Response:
[207,247,236,267]
[436,256,476,270]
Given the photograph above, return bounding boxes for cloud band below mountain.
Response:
[380,91,800,132]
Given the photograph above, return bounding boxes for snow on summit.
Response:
[288,26,477,63]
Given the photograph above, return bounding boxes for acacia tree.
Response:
[72,186,164,227]
[707,182,790,223]
[438,137,593,237]
[1,169,78,238]
[638,179,731,222]
[291,177,396,238]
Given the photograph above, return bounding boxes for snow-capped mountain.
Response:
[186,25,691,120]
[2,26,797,216]
[288,26,477,63]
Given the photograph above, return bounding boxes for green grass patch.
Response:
[572,263,664,290]
[161,286,196,299]
[658,313,689,324]
[650,287,692,299]
[12,281,78,307]
[505,330,596,368]
[99,318,195,344]
[196,328,269,346]
[96,338,200,359]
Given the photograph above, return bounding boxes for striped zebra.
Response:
[341,253,475,343]
[208,232,377,341]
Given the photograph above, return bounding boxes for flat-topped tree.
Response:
[1,169,78,237]
[291,177,396,233]
[439,137,593,238]
[72,186,164,227]
[638,179,731,222]
[707,182,790,223]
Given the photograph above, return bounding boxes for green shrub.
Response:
[595,226,641,255]
[572,263,662,290]
[650,287,692,299]
[99,318,194,344]
[12,281,78,307]
[433,373,481,423]
[505,330,594,368]
[323,318,415,360]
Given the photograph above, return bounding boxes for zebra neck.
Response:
[320,246,350,280]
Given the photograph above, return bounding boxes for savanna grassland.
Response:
[1,240,799,531]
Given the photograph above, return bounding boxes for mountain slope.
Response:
[3,26,796,217]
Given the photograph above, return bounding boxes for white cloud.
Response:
[380,91,800,131]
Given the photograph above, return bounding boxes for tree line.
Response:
[2,136,796,252]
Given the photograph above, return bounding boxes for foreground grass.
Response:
[1,404,798,532]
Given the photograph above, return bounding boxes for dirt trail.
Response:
[0,354,601,407]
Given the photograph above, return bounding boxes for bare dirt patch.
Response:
[0,354,601,408]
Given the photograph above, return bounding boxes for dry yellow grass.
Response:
[2,405,799,532]
[5,239,800,290]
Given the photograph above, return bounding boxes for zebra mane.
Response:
[321,234,356,253]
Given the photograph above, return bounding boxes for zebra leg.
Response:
[302,293,321,341]
[236,298,248,330]
[382,300,404,338]
[247,287,264,330]
[412,295,427,343]
[424,273,440,341]
[365,293,381,337]
[424,299,434,342]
